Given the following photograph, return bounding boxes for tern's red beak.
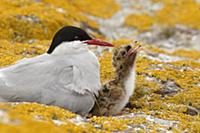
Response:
[84,39,113,47]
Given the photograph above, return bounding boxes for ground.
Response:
[0,0,200,132]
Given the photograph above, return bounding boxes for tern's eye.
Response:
[74,36,79,39]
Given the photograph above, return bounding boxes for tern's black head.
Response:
[47,26,92,54]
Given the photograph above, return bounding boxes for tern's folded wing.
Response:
[0,54,100,114]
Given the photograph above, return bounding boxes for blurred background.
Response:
[0,0,200,50]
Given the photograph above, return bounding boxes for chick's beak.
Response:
[84,39,113,47]
[127,45,141,56]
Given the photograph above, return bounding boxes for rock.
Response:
[184,106,199,116]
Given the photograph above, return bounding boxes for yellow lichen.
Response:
[146,45,200,60]
[125,14,155,31]
[99,51,114,83]
[90,116,129,131]
[172,49,200,60]
[0,39,48,67]
[69,0,120,19]
[7,103,76,120]
[0,103,107,133]
[90,116,147,132]
[112,39,134,47]
[125,0,200,30]
[0,0,119,42]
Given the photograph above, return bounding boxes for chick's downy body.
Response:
[91,44,140,116]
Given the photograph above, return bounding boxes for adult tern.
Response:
[0,26,113,115]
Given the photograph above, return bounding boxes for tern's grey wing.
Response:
[0,53,100,114]
[0,54,64,102]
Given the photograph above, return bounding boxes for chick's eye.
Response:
[121,51,126,56]
[126,45,131,51]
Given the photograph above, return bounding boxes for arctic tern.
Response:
[0,26,113,115]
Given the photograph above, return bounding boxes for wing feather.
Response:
[0,51,101,114]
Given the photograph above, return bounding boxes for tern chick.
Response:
[91,44,141,116]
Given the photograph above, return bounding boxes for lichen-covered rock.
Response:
[0,0,119,42]
[0,0,200,132]
[125,0,200,30]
